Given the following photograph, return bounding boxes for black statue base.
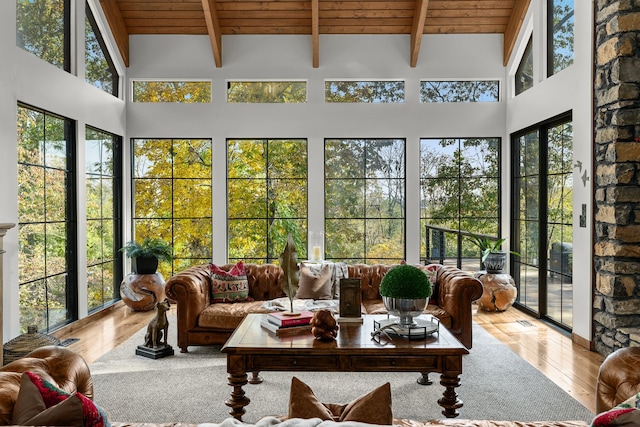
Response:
[136,344,174,359]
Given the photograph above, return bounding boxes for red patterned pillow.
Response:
[209,261,252,303]
[13,371,109,427]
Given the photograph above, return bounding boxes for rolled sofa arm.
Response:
[0,345,93,425]
[596,346,640,413]
[436,265,484,349]
[165,264,212,349]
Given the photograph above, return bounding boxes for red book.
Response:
[267,311,314,327]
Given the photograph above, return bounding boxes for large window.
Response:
[227,139,308,263]
[420,138,500,269]
[325,139,405,263]
[86,126,121,313]
[85,3,118,96]
[512,114,573,330]
[548,0,574,76]
[17,104,76,333]
[16,0,70,71]
[132,139,212,277]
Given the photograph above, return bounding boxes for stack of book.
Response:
[261,311,314,337]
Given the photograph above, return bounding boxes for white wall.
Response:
[126,33,507,264]
[505,1,594,342]
[0,0,126,340]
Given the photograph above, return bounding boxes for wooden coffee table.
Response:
[221,313,468,421]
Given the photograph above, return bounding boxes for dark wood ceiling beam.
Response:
[410,0,429,67]
[312,0,319,67]
[503,0,531,66]
[201,0,223,67]
[99,0,130,67]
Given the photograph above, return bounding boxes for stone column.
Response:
[593,1,640,355]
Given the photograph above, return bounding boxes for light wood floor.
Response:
[52,302,604,414]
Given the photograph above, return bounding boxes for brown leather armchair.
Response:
[595,346,640,413]
[0,345,93,424]
[166,263,483,353]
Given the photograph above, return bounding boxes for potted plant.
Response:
[379,264,434,328]
[469,234,519,273]
[120,237,174,274]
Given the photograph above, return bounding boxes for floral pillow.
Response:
[209,261,252,303]
[591,392,640,426]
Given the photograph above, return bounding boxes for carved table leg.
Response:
[417,372,432,385]
[438,373,463,418]
[249,371,263,384]
[225,372,250,420]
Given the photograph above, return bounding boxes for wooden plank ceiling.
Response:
[99,0,530,68]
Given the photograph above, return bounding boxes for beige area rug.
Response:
[90,315,595,425]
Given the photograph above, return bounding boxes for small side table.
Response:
[120,273,165,311]
[474,271,517,312]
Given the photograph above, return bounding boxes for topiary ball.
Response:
[379,264,433,299]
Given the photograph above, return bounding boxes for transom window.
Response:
[85,3,118,96]
[227,81,307,103]
[132,81,212,103]
[16,0,70,71]
[325,81,405,103]
[227,139,308,263]
[324,138,405,263]
[515,36,534,96]
[548,0,574,76]
[420,81,500,103]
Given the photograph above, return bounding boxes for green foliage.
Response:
[420,81,499,102]
[469,234,520,262]
[120,238,174,261]
[16,0,66,69]
[227,81,306,103]
[278,234,300,312]
[325,81,404,103]
[133,81,211,103]
[380,265,432,299]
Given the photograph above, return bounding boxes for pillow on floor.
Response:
[210,261,252,303]
[288,376,393,424]
[12,371,109,427]
[295,263,333,300]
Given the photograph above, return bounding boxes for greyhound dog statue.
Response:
[143,299,170,349]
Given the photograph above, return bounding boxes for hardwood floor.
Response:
[52,301,604,414]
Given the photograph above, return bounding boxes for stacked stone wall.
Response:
[593,0,640,356]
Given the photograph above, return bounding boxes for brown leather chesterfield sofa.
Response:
[595,346,640,413]
[0,345,93,424]
[165,263,483,353]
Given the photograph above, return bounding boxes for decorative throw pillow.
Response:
[209,261,252,303]
[288,376,393,424]
[591,392,640,426]
[295,263,333,300]
[12,371,109,427]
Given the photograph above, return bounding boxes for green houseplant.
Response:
[379,264,434,327]
[120,237,174,274]
[469,234,519,273]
